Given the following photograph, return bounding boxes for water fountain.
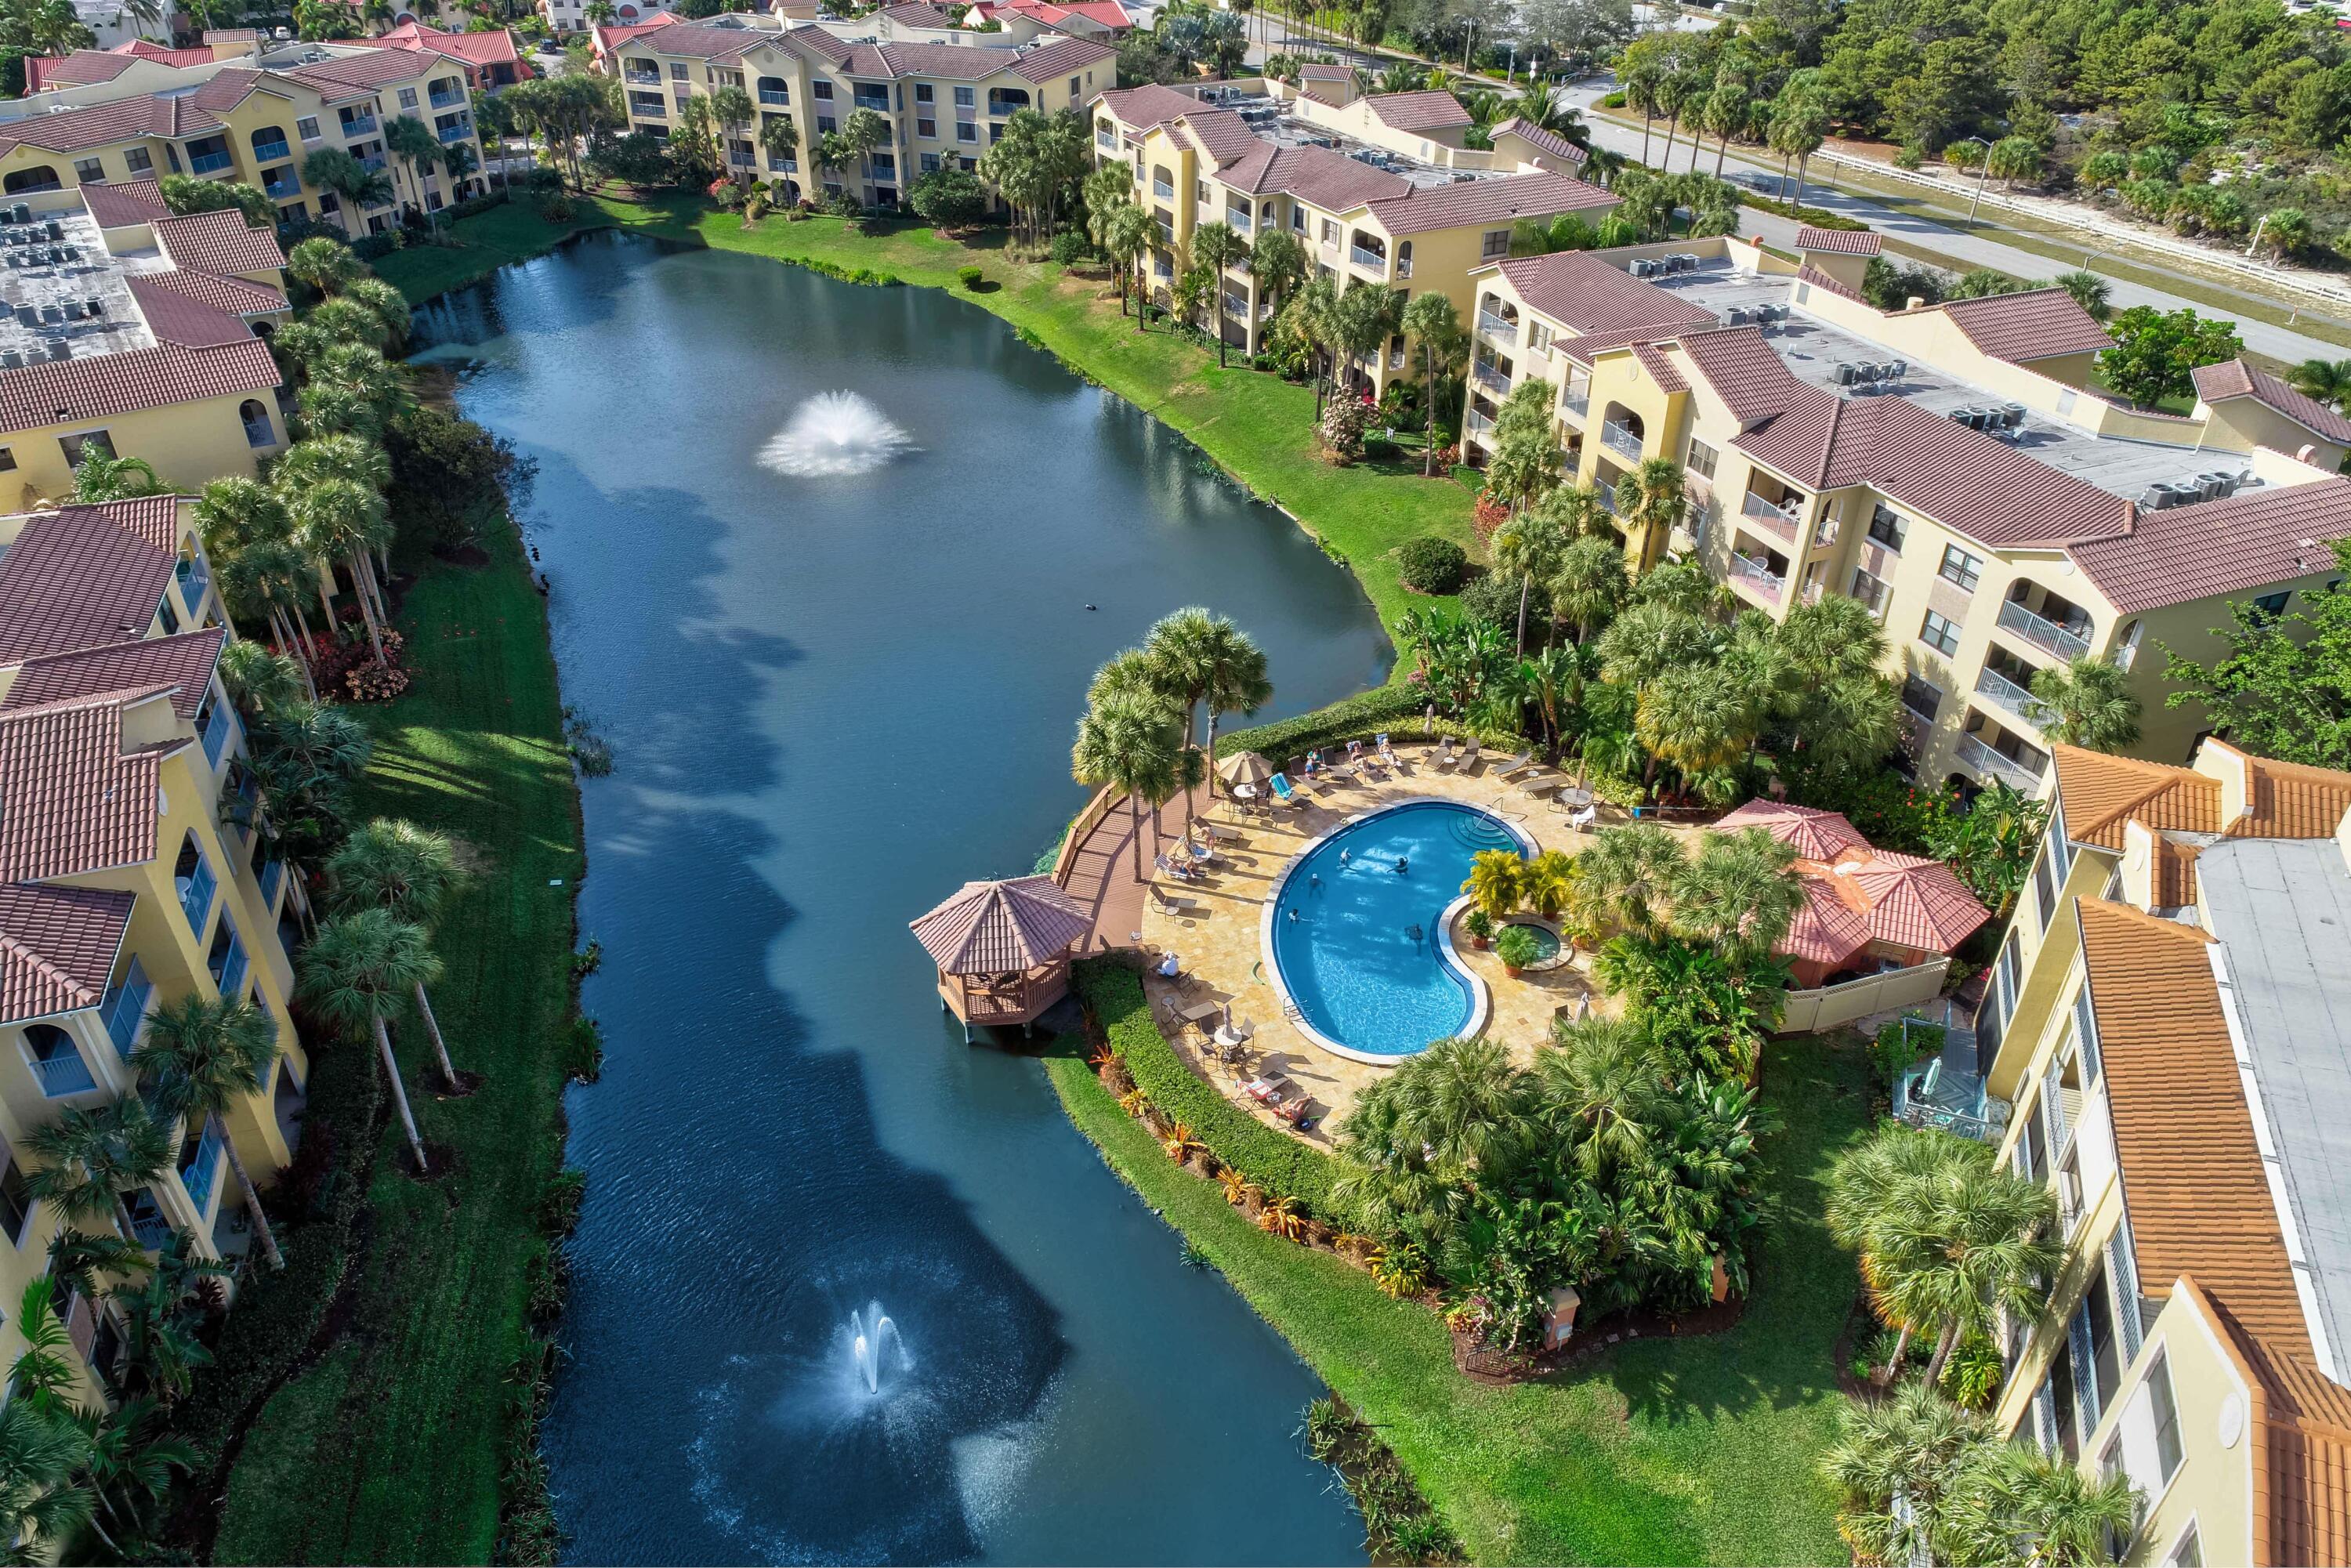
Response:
[759,390,914,478]
[848,1301,907,1396]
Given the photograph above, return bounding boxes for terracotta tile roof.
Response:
[1675,325,1800,425]
[2080,898,2313,1357]
[0,688,177,882]
[1793,225,1881,255]
[1935,288,2112,364]
[1630,342,1685,394]
[0,882,134,1026]
[80,179,171,227]
[1297,62,1351,79]
[125,275,255,349]
[1005,35,1114,79]
[2190,1280,2351,1568]
[23,45,211,90]
[0,336,282,436]
[0,94,221,155]
[1781,873,1872,966]
[1715,799,1867,859]
[353,21,536,79]
[1000,0,1133,27]
[146,267,288,317]
[1795,262,1863,302]
[1367,169,1614,233]
[1364,89,1469,131]
[910,875,1089,972]
[1093,81,1208,129]
[882,2,955,22]
[1487,117,1585,165]
[2,628,223,721]
[1844,849,1991,951]
[281,47,444,92]
[2052,746,2220,849]
[154,206,287,276]
[1734,391,2129,547]
[0,499,183,665]
[2221,747,2351,840]
[2194,358,2351,447]
[1219,142,1407,209]
[2151,833,2203,907]
[1492,250,1714,336]
[2067,476,2351,615]
[1172,107,1258,166]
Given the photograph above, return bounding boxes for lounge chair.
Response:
[1496,751,1535,779]
[1434,738,1460,772]
[1156,852,1201,881]
[1153,884,1204,915]
[1375,733,1400,769]
[1183,838,1221,866]
[1458,738,1483,774]
[1269,773,1303,807]
[1205,821,1244,845]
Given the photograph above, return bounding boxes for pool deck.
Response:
[1115,744,1714,1144]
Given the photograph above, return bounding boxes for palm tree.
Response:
[438,138,481,202]
[841,107,891,201]
[1072,692,1181,882]
[2051,269,2112,323]
[1612,457,1687,555]
[71,453,165,503]
[1248,227,1306,324]
[1574,824,1686,936]
[26,1099,171,1241]
[1462,848,1524,917]
[0,1398,94,1563]
[1291,273,1343,415]
[1702,74,1749,178]
[1549,532,1628,643]
[286,234,361,295]
[75,1396,194,1557]
[1366,1035,1529,1180]
[132,995,284,1270]
[299,911,440,1175]
[1189,222,1253,366]
[760,114,800,189]
[1534,1016,1667,1182]
[1399,292,1465,477]
[1669,827,1801,958]
[307,295,393,353]
[1103,203,1154,325]
[328,820,467,1092]
[301,147,395,231]
[1769,89,1828,206]
[1636,663,1754,783]
[706,83,753,183]
[1820,1380,1998,1566]
[383,115,447,235]
[284,477,393,663]
[2288,357,2351,412]
[2027,656,2142,752]
[1197,621,1272,804]
[1596,601,1715,687]
[1944,1443,2143,1567]
[1328,278,1399,404]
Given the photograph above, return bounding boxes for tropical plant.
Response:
[1941,1443,2143,1567]
[1399,291,1465,478]
[0,1396,93,1563]
[327,819,467,1090]
[287,234,362,295]
[1547,531,1628,644]
[2288,357,2351,414]
[1103,202,1154,324]
[1573,824,1686,936]
[1821,1380,1998,1565]
[2027,655,2142,751]
[132,995,284,1269]
[25,1099,170,1240]
[70,453,165,504]
[1188,221,1252,367]
[2050,269,2112,322]
[1462,848,1525,918]
[1925,780,2048,911]
[1669,827,1802,958]
[299,910,440,1174]
[383,114,447,235]
[1072,689,1182,882]
[1488,508,1569,654]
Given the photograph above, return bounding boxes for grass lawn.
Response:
[1045,1030,1867,1566]
[209,528,584,1564]
[372,196,626,306]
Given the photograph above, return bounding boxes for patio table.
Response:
[1179,1000,1226,1024]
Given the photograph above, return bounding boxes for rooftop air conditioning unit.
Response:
[1833,361,1857,385]
[43,220,60,241]
[0,351,19,368]
[2138,483,2179,509]
[83,297,100,316]
[9,204,27,223]
[62,299,82,320]
[44,339,67,360]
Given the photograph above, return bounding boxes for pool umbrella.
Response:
[1216,751,1273,795]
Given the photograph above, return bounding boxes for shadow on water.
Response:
[411,230,1387,1566]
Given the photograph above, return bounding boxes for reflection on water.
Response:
[409,230,1389,1566]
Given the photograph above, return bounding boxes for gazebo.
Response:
[1715,800,1868,861]
[909,875,1092,1037]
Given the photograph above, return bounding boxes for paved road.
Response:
[1560,78,2351,364]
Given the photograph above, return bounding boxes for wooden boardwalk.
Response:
[1056,788,1196,955]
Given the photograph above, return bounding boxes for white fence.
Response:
[1776,958,1951,1035]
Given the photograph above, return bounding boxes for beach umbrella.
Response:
[1216,751,1273,790]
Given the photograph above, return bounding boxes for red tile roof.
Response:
[1794,263,1864,302]
[0,499,183,665]
[1219,142,1409,210]
[910,875,1090,972]
[1936,288,2112,364]
[154,206,288,277]
[0,688,179,882]
[126,276,259,349]
[1715,799,1867,859]
[281,47,448,93]
[1172,107,1259,165]
[1487,117,1587,165]
[1492,250,1714,336]
[81,179,171,227]
[2193,358,2351,447]
[1093,81,1211,130]
[2067,476,2351,615]
[1793,225,1881,255]
[1006,34,1114,79]
[0,93,221,155]
[1845,849,1991,952]
[1364,89,1469,131]
[1781,874,1873,967]
[353,22,535,80]
[2,628,223,720]
[1366,169,1614,233]
[1675,325,1800,424]
[145,267,289,317]
[1630,342,1686,394]
[23,44,214,90]
[1000,0,1133,28]
[0,882,135,1026]
[0,336,282,437]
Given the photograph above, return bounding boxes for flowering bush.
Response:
[1318,398,1371,463]
[315,628,410,704]
[345,662,411,702]
[1473,489,1511,538]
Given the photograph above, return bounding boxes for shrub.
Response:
[1871,1016,1948,1090]
[1076,962,1339,1219]
[1048,230,1092,264]
[957,264,984,290]
[1601,89,1627,107]
[1360,434,1400,461]
[1219,683,1428,767]
[1317,397,1371,462]
[1893,143,1925,171]
[1396,535,1469,595]
[828,192,864,219]
[1495,924,1544,969]
[537,191,576,223]
[1458,566,1547,633]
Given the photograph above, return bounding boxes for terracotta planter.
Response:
[1503,964,1523,978]
[1473,936,1491,950]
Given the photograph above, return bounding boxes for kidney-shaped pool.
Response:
[1265,800,1531,1062]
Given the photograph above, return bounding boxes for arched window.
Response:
[3,166,60,194]
[240,399,273,449]
[1396,239,1413,278]
[250,125,292,162]
[23,1023,92,1098]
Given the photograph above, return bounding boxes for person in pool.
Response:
[1396,856,1408,875]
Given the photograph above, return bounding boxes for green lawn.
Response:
[210,529,584,1564]
[372,196,625,306]
[1045,1032,1866,1566]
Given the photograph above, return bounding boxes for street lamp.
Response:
[1962,135,1993,230]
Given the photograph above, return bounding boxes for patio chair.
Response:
[1495,751,1535,779]
[1269,773,1303,808]
[1205,821,1244,845]
[1434,737,1460,772]
[1155,852,1201,882]
[1458,738,1483,774]
[1567,802,1599,833]
[1152,884,1204,916]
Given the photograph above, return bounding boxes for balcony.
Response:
[1096,129,1114,150]
[1476,309,1516,343]
[128,1196,170,1250]
[1997,597,2092,661]
[1561,389,1589,419]
[187,150,233,175]
[1958,732,2045,792]
[101,959,150,1059]
[357,153,389,172]
[200,701,235,770]
[1349,244,1385,273]
[1472,360,1510,396]
[1151,179,1173,201]
[244,410,275,449]
[1601,421,1643,462]
[259,856,285,911]
[1973,666,2041,725]
[212,933,248,1001]
[1741,490,1799,541]
[624,67,661,85]
[437,119,473,145]
[31,1047,96,1099]
[1730,551,1785,601]
[1465,407,1494,436]
[262,170,299,201]
[342,112,379,137]
[175,556,208,617]
[1229,210,1251,234]
[179,1118,226,1217]
[252,136,292,165]
[762,89,791,107]
[179,858,216,936]
[429,83,464,110]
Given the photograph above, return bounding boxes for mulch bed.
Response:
[1454,1294,1750,1385]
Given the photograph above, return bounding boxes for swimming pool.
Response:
[1265,799,1531,1063]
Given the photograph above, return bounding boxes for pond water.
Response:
[408,230,1393,1566]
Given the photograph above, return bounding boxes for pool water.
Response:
[1505,922,1563,964]
[1269,802,1526,1058]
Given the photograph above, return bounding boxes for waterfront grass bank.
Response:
[1048,964,1861,1566]
[206,527,586,1564]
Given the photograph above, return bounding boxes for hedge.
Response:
[1737,192,1870,231]
[1217,683,1525,766]
[1074,961,1339,1222]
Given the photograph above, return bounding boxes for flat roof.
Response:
[2199,837,2351,1373]
[1197,88,1498,190]
[0,206,152,365]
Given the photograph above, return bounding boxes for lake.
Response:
[408,230,1393,1566]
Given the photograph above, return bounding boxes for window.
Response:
[2015,1093,2047,1182]
[0,1157,28,1247]
[1068,74,1080,97]
[813,79,834,100]
[73,157,104,183]
[399,85,420,107]
[1686,437,1717,479]
[298,114,322,141]
[819,115,839,135]
[1527,321,1552,355]
[917,118,936,138]
[2148,1349,2185,1485]
[1900,675,1942,722]
[2251,590,2290,618]
[952,85,973,107]
[915,83,933,102]
[1939,543,1983,592]
[2033,850,2056,928]
[58,430,114,469]
[1920,609,1961,657]
[1320,218,1338,245]
[2165,1524,2202,1568]
[123,147,152,176]
[0,447,16,473]
[1480,227,1509,259]
[1867,502,1907,552]
[919,151,940,172]
[1195,178,1206,201]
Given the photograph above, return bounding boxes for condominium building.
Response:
[1089,81,1616,377]
[346,20,537,95]
[1466,230,2351,788]
[0,494,308,1400]
[1968,739,2351,1566]
[0,183,288,509]
[596,13,1114,205]
[0,38,491,234]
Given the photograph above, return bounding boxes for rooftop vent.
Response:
[44,339,67,361]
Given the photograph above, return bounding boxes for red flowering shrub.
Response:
[1472,490,1511,539]
[314,629,410,704]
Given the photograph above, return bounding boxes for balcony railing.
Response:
[1476,309,1516,343]
[1973,667,2041,725]
[1465,407,1494,436]
[129,1202,171,1250]
[1230,211,1251,234]
[201,702,234,770]
[1472,360,1510,396]
[32,1048,96,1099]
[1958,733,2045,792]
[624,67,661,85]
[179,1118,226,1217]
[262,172,299,201]
[1730,552,1785,599]
[179,859,215,937]
[245,414,275,449]
[1349,244,1385,272]
[429,85,464,109]
[187,150,233,175]
[213,934,248,1001]
[1150,179,1172,200]
[761,89,791,107]
[1561,389,1589,419]
[1997,598,2092,661]
[252,138,292,165]
[357,153,389,172]
[259,856,285,911]
[1601,421,1643,461]
[1741,491,1799,540]
[101,958,150,1059]
[854,94,892,114]
[342,113,379,137]
[437,120,473,145]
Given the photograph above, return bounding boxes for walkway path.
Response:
[1058,788,1195,955]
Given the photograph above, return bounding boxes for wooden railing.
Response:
[1049,784,1121,886]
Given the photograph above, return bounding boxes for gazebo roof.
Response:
[1781,875,1873,968]
[1846,852,1993,953]
[909,875,1091,974]
[1715,799,1868,860]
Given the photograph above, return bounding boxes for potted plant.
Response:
[1495,923,1542,977]
[1464,908,1494,949]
